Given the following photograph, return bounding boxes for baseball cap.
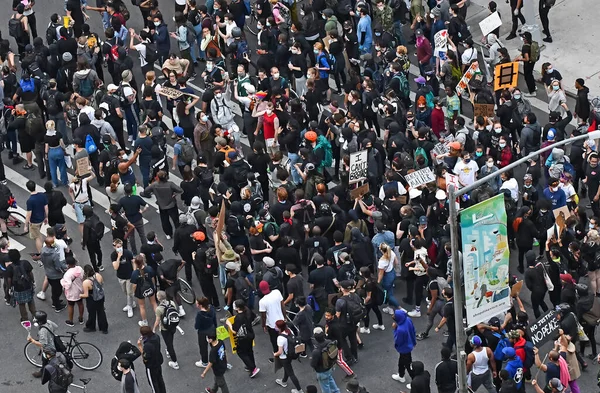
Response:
[263,257,275,268]
[225,261,239,271]
[435,189,447,200]
[409,188,422,199]
[192,231,206,241]
[415,29,424,37]
[102,134,112,144]
[502,347,516,358]
[549,378,564,392]
[305,131,317,142]
[507,330,521,339]
[547,129,555,140]
[449,141,462,150]
[419,216,428,225]
[470,335,482,346]
[190,196,202,209]
[107,83,119,92]
[227,151,238,160]
[341,280,354,290]
[259,280,270,295]
[414,76,426,84]
[174,126,184,136]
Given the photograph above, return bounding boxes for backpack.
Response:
[78,76,94,97]
[234,162,251,189]
[280,332,302,360]
[392,73,410,99]
[0,184,13,211]
[50,356,74,388]
[186,23,197,46]
[227,215,244,236]
[25,111,44,136]
[91,276,105,301]
[321,340,339,369]
[88,215,105,241]
[457,21,471,41]
[44,90,60,114]
[562,160,576,179]
[110,342,141,381]
[110,44,120,62]
[435,276,451,292]
[46,23,58,45]
[19,78,35,93]
[236,39,249,61]
[178,138,195,164]
[136,271,155,298]
[263,221,280,237]
[41,326,68,353]
[343,293,366,325]
[463,132,475,152]
[424,90,434,109]
[143,43,158,64]
[234,276,250,301]
[529,41,540,63]
[85,134,98,154]
[9,15,24,39]
[294,200,315,227]
[515,341,535,369]
[414,145,429,167]
[327,53,337,74]
[274,3,292,26]
[161,302,180,328]
[198,167,214,188]
[492,332,511,362]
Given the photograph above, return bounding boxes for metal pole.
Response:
[448,184,469,393]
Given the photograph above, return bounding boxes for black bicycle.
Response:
[25,331,103,370]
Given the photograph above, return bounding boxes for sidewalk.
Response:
[465,0,597,99]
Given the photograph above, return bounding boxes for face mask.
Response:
[322,14,327,19]
[117,365,123,372]
[354,126,360,132]
[238,72,246,78]
[273,73,280,79]
[116,247,123,253]
[206,64,214,71]
[499,143,506,148]
[313,49,319,54]
[494,128,502,134]
[154,21,160,26]
[464,158,471,163]
[514,94,521,100]
[430,13,435,18]
[201,115,208,122]
[216,93,222,98]
[266,22,271,27]
[291,49,298,54]
[552,257,560,263]
[591,162,598,168]
[375,32,382,37]
[553,85,559,91]
[257,24,262,30]
[551,186,558,192]
[378,5,384,10]
[590,223,595,229]
[121,154,128,160]
[375,46,381,51]
[266,109,273,115]
[475,151,483,157]
[524,184,532,188]
[547,67,553,73]
[486,161,494,168]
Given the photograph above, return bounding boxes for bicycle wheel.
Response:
[7,211,28,236]
[177,278,196,305]
[24,342,44,367]
[70,342,103,370]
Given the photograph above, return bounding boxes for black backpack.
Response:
[234,276,250,301]
[41,326,68,353]
[12,263,32,288]
[161,302,180,328]
[143,43,159,65]
[0,184,13,211]
[234,162,251,189]
[294,200,315,227]
[88,215,105,241]
[46,23,58,46]
[280,332,302,360]
[44,90,60,114]
[463,132,475,153]
[110,341,141,381]
[50,355,73,388]
[343,293,366,325]
[9,15,25,39]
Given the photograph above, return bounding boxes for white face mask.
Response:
[486,161,494,168]
[206,64,214,71]
[154,21,160,26]
[273,73,280,79]
[115,247,123,253]
[216,93,222,98]
[494,128,502,133]
[499,143,506,148]
[266,109,273,115]
[201,115,208,122]
[547,67,554,73]
[377,5,384,10]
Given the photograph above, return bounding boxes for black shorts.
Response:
[67,299,83,306]
[18,132,35,153]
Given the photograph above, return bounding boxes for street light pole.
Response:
[448,130,600,393]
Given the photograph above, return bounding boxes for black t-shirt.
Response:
[232,310,255,342]
[140,243,164,270]
[110,213,129,240]
[141,99,162,117]
[111,249,134,280]
[249,234,267,262]
[209,340,228,376]
[158,259,181,281]
[44,133,62,148]
[586,165,600,197]
[286,275,305,300]
[325,244,350,268]
[443,300,455,332]
[118,195,147,223]
[6,260,34,291]
[308,266,337,294]
[225,272,239,300]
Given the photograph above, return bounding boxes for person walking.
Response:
[435,347,458,393]
[44,120,68,187]
[27,311,58,378]
[138,325,167,393]
[226,299,260,378]
[258,280,286,354]
[524,250,549,318]
[391,309,417,388]
[153,290,180,370]
[195,296,218,369]
[466,335,497,393]
[515,32,537,98]
[144,170,182,240]
[377,243,400,314]
[40,347,70,393]
[311,326,340,393]
[25,179,48,257]
[60,257,85,327]
[82,206,104,272]
[80,264,108,334]
[201,335,230,393]
[39,237,67,311]
[131,255,158,327]
[273,319,303,393]
[111,239,136,318]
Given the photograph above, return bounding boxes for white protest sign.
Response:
[433,143,448,157]
[456,62,480,96]
[445,173,460,191]
[405,167,436,188]
[349,150,368,184]
[479,11,502,37]
[434,29,448,53]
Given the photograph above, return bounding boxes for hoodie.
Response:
[195,305,217,334]
[575,86,590,121]
[503,356,524,389]
[72,68,100,97]
[410,361,431,393]
[393,309,416,354]
[90,118,118,142]
[519,122,542,155]
[41,244,67,280]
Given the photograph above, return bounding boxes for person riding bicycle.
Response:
[0,182,15,238]
[41,346,72,393]
[28,311,60,378]
[157,258,186,315]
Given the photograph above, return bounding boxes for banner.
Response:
[479,11,502,37]
[528,310,560,346]
[460,194,511,327]
[405,167,436,188]
[456,63,480,96]
[349,150,368,184]
[434,29,448,53]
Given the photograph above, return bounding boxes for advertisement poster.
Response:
[460,194,511,327]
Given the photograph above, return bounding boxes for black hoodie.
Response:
[410,361,431,393]
[575,86,590,121]
[141,333,163,368]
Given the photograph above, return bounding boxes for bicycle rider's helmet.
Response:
[35,311,48,325]
[232,27,242,38]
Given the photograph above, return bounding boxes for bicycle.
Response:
[25,331,103,370]
[68,378,91,393]
[5,208,28,236]
[177,277,195,305]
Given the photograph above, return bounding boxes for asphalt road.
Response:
[0,2,598,393]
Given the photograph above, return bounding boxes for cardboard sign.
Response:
[510,280,523,298]
[433,143,449,157]
[158,86,199,100]
[528,310,560,346]
[456,63,480,96]
[434,29,448,53]
[215,200,226,246]
[494,62,519,91]
[349,150,368,184]
[349,183,369,200]
[445,173,460,191]
[479,11,502,37]
[76,156,91,177]
[473,103,496,119]
[405,167,436,188]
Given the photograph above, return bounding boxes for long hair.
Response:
[134,254,146,277]
[379,242,392,261]
[109,174,120,193]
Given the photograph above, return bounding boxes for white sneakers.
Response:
[178,306,186,317]
[275,379,287,388]
[36,291,46,300]
[372,324,385,331]
[382,306,394,315]
[392,374,406,383]
[195,361,208,368]
[359,327,370,334]
[125,306,134,318]
[408,309,421,318]
[138,320,148,327]
[168,361,179,370]
[165,235,171,240]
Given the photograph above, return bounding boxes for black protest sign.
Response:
[528,310,560,346]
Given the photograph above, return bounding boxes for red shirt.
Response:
[263,112,277,140]
[431,107,445,137]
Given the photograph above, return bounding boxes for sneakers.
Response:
[168,361,179,370]
[506,33,517,40]
[122,305,130,312]
[543,36,553,43]
[291,390,304,393]
[166,349,171,359]
[55,304,67,313]
[359,327,371,334]
[406,384,411,390]
[195,361,209,368]
[36,291,46,300]
[138,320,148,327]
[408,309,421,318]
[381,306,394,315]
[166,235,171,240]
[299,352,308,358]
[127,306,134,318]
[131,302,137,309]
[32,370,43,378]
[416,332,428,340]
[372,324,385,331]
[523,92,536,97]
[128,136,134,142]
[443,331,450,337]
[179,306,186,317]
[250,367,260,378]
[275,379,288,388]
[392,374,406,383]
[83,327,96,332]
[65,320,74,327]
[98,265,105,272]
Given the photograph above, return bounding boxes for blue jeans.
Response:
[139,156,151,188]
[393,21,406,45]
[191,24,204,62]
[382,270,399,308]
[219,263,227,290]
[48,147,68,186]
[123,106,138,140]
[316,369,340,393]
[288,152,302,185]
[101,11,111,29]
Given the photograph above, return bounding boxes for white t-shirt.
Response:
[225,22,237,46]
[175,0,186,4]
[55,239,69,261]
[259,289,284,329]
[134,43,148,67]
[377,253,396,273]
[461,47,477,65]
[276,334,289,359]
[453,160,479,188]
[560,183,576,202]
[70,178,89,203]
[500,178,519,201]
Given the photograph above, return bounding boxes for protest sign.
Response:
[433,143,449,157]
[434,29,448,53]
[349,150,368,184]
[76,156,91,177]
[350,183,369,200]
[494,62,519,91]
[473,103,496,119]
[479,11,502,37]
[445,173,459,191]
[528,310,560,346]
[405,168,436,188]
[158,86,199,100]
[456,63,480,96]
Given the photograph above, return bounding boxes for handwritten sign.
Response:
[349,150,368,184]
[434,29,448,53]
[76,156,91,177]
[528,310,560,346]
[350,183,369,200]
[479,11,502,37]
[494,62,519,91]
[473,103,496,119]
[405,167,436,188]
[433,143,449,157]
[158,86,199,100]
[456,63,480,96]
[445,173,460,191]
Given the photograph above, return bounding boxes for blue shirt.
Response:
[133,136,153,159]
[118,195,146,223]
[357,15,373,50]
[26,193,48,224]
[173,138,192,167]
[543,187,567,208]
